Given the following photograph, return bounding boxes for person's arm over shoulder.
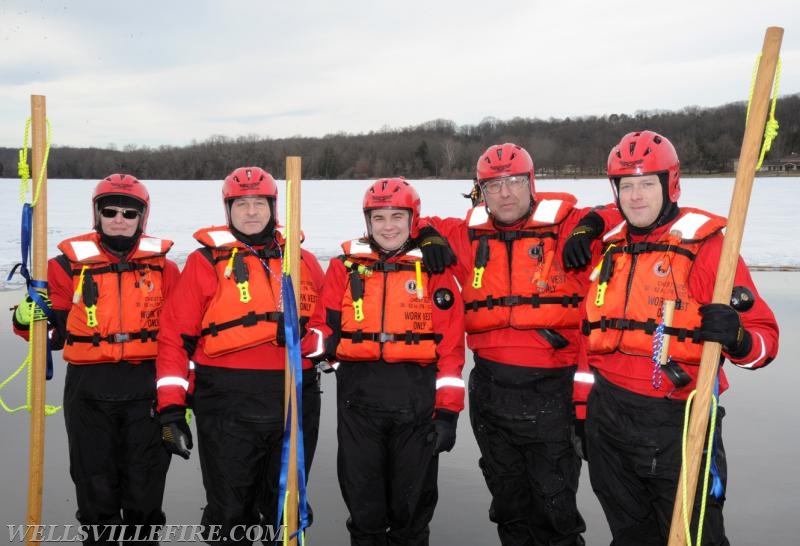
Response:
[156,250,216,411]
[692,235,779,369]
[420,214,467,243]
[429,271,466,413]
[561,204,621,271]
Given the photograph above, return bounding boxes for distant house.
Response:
[734,153,799,173]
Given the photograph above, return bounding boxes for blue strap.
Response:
[708,376,725,499]
[275,274,310,536]
[8,204,54,380]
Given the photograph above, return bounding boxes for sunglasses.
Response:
[100,207,141,220]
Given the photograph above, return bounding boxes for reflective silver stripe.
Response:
[69,240,103,261]
[671,212,712,239]
[604,221,625,241]
[574,371,595,384]
[157,377,189,390]
[734,332,766,369]
[207,229,238,247]
[532,199,561,223]
[189,360,196,370]
[436,377,465,390]
[138,237,164,253]
[305,328,325,358]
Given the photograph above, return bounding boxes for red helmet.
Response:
[607,130,681,203]
[476,143,535,200]
[363,177,421,238]
[222,166,278,225]
[92,174,150,231]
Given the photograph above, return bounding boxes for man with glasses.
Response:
[421,143,614,546]
[12,174,180,545]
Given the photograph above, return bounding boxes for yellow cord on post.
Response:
[745,55,782,170]
[283,178,294,275]
[679,390,718,546]
[18,117,53,206]
[415,260,424,299]
[0,117,61,415]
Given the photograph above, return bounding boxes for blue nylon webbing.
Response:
[7,203,54,379]
[275,274,310,537]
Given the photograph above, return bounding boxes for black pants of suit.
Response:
[469,356,585,546]
[193,365,321,546]
[586,372,729,546]
[336,361,439,546]
[63,362,170,546]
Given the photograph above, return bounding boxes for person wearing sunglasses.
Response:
[12,174,180,545]
[416,143,621,546]
[154,167,326,545]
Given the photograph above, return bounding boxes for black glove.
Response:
[699,303,753,358]
[572,419,588,461]
[159,405,193,460]
[432,409,458,454]
[416,225,456,274]
[562,211,604,270]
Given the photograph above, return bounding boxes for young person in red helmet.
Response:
[154,167,325,545]
[12,174,179,545]
[420,143,618,546]
[307,178,465,546]
[581,131,779,545]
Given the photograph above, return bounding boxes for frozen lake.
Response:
[0,176,798,544]
[2,176,799,290]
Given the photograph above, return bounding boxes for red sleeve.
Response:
[572,336,593,420]
[306,257,347,355]
[156,251,217,411]
[429,272,466,413]
[299,249,326,356]
[690,234,779,369]
[590,203,622,232]
[162,259,182,297]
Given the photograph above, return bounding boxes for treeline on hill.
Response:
[1,94,798,181]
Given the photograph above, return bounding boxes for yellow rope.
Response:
[0,116,61,416]
[679,390,718,545]
[745,54,782,170]
[283,178,294,275]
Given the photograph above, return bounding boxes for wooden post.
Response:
[25,94,48,546]
[659,300,677,367]
[283,156,302,545]
[667,26,783,545]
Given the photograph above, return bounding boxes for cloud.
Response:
[0,0,797,148]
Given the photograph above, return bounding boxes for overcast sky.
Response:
[1,1,797,149]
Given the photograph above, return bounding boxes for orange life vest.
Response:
[461,193,585,333]
[59,232,172,364]
[584,208,726,364]
[195,226,319,357]
[336,239,439,364]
